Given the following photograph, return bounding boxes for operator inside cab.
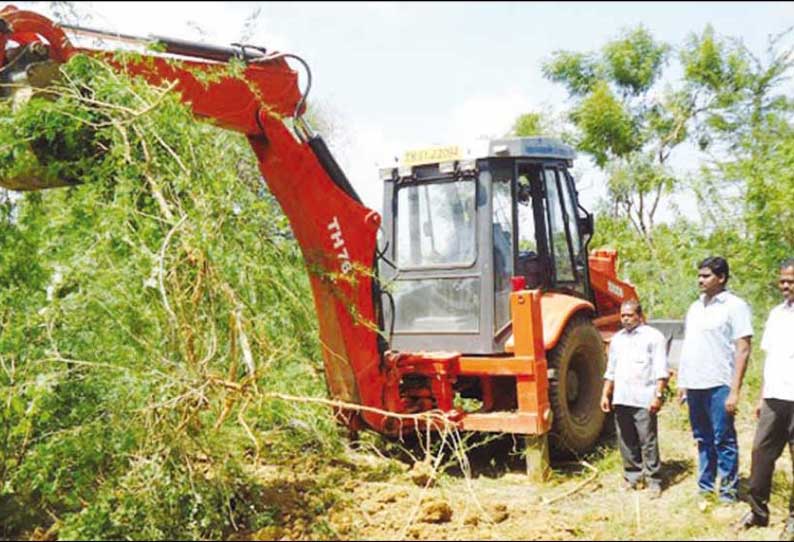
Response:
[515,173,542,284]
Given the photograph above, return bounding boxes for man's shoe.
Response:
[736,511,768,530]
[779,517,794,541]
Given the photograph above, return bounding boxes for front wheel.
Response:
[547,315,607,457]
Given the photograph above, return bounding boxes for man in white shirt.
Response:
[676,256,753,504]
[738,259,794,539]
[601,299,669,499]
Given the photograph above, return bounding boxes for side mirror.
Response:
[578,213,594,238]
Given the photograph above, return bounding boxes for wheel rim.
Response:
[566,371,580,403]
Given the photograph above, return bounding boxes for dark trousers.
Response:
[615,405,661,487]
[687,385,739,500]
[748,398,794,522]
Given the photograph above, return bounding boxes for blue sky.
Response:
[18,1,794,213]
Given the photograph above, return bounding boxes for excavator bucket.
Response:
[0,143,85,191]
[0,141,85,191]
[0,29,78,191]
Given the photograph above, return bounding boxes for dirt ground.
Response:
[246,404,794,541]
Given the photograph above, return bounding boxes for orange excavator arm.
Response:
[0,6,391,433]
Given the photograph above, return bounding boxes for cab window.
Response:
[492,169,513,333]
[543,168,575,282]
[396,179,477,268]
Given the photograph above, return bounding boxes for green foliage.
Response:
[592,214,699,318]
[510,112,547,137]
[0,54,349,539]
[681,26,794,151]
[603,26,670,96]
[591,25,794,316]
[681,26,743,92]
[729,122,794,278]
[571,81,640,167]
[542,51,600,96]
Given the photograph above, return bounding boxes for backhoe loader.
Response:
[0,6,680,476]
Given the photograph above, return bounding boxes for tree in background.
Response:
[680,25,794,297]
[542,26,688,246]
[528,24,794,317]
[681,25,793,157]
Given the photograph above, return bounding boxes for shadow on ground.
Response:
[660,457,694,489]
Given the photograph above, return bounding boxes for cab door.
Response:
[541,165,590,298]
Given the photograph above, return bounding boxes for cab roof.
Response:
[487,137,575,162]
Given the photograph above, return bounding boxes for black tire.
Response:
[547,314,607,457]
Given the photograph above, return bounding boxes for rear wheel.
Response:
[547,315,606,457]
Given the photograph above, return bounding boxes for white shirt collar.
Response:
[700,290,728,306]
[622,323,646,336]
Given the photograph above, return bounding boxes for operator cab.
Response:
[379,137,594,355]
